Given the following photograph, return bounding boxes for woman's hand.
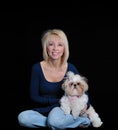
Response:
[80,105,87,115]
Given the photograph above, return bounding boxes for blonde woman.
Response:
[18,29,90,129]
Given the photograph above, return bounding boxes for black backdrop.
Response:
[1,3,118,129]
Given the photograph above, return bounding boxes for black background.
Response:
[1,2,118,129]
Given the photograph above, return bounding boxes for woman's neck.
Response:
[47,60,62,69]
[41,60,67,82]
[42,59,66,72]
[47,59,62,69]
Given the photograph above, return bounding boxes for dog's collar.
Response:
[71,95,80,98]
[68,95,80,98]
[68,95,80,102]
[65,94,80,98]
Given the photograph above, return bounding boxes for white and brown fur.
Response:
[60,71,103,127]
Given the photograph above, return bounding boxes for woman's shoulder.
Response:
[32,61,41,71]
[67,62,79,74]
[68,62,76,68]
[32,61,40,67]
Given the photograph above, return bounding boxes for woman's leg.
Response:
[18,110,47,128]
[47,107,91,130]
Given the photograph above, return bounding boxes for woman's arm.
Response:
[30,64,59,105]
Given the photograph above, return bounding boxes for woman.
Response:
[18,29,91,129]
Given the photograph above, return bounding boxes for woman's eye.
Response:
[49,43,53,46]
[58,44,63,46]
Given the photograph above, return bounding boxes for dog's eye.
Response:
[70,83,73,86]
[77,83,80,85]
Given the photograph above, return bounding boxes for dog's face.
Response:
[62,71,88,96]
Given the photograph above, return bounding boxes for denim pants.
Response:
[18,107,90,129]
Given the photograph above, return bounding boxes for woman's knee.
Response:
[47,116,65,128]
[18,111,26,125]
[47,107,66,128]
[18,110,32,126]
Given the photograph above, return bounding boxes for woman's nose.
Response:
[53,45,58,50]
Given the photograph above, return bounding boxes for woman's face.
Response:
[47,35,65,60]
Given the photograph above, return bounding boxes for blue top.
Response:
[30,62,88,116]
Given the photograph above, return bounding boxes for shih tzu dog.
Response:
[60,71,103,127]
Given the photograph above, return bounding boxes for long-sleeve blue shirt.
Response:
[30,62,79,115]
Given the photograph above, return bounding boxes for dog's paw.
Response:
[65,111,70,115]
[73,114,79,119]
[61,107,70,115]
[92,121,103,127]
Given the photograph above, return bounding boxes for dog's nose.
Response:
[74,84,77,88]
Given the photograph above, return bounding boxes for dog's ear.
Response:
[81,76,89,91]
[83,82,88,91]
[78,82,88,96]
[62,80,68,90]
[62,83,65,90]
[62,74,70,90]
[81,77,89,91]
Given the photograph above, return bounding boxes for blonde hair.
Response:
[41,29,69,65]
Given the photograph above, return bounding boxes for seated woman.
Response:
[17,29,91,129]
